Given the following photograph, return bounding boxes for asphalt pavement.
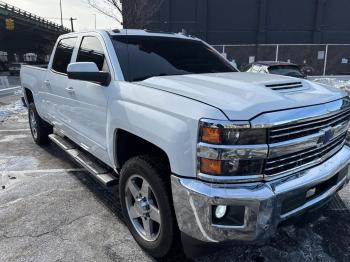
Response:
[0,75,21,98]
[0,96,350,262]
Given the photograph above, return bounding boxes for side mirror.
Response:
[67,62,111,86]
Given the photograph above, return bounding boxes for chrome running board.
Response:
[49,134,118,187]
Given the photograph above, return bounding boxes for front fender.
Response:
[106,82,227,178]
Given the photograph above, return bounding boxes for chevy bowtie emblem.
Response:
[318,127,334,145]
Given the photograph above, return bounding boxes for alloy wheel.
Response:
[125,174,161,242]
[29,109,38,140]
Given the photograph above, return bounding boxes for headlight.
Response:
[197,119,267,182]
[200,158,264,176]
[199,120,267,145]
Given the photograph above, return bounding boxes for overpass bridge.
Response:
[0,1,70,63]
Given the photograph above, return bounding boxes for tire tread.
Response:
[28,102,52,145]
[119,154,180,258]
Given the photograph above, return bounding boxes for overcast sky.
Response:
[5,0,122,31]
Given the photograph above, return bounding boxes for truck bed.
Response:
[20,64,48,95]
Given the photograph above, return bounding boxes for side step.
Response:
[49,134,118,187]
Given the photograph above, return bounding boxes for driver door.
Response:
[66,35,111,163]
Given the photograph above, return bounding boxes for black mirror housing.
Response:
[67,71,111,86]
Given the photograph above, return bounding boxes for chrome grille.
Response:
[265,133,346,176]
[269,107,350,143]
[262,98,350,178]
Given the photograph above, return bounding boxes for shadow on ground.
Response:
[71,168,350,262]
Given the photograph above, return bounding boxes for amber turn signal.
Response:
[201,127,222,144]
[200,158,222,175]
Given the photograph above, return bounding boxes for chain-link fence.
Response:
[213,44,350,76]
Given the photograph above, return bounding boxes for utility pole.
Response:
[70,17,77,32]
[59,0,63,28]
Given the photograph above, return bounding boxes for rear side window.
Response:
[52,37,77,74]
[76,36,108,71]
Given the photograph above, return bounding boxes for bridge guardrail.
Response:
[0,1,70,33]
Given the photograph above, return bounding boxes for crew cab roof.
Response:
[108,28,198,40]
[57,29,200,42]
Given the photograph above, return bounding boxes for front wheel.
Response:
[119,155,179,258]
[28,102,52,145]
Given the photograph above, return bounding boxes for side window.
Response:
[76,36,108,71]
[52,37,77,74]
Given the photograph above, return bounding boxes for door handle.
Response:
[65,86,75,93]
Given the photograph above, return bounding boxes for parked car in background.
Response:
[21,29,350,258]
[244,61,307,78]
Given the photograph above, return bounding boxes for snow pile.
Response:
[0,100,26,122]
[312,78,350,93]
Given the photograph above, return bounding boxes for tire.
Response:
[28,102,52,145]
[119,155,179,258]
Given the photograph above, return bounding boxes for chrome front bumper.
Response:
[171,145,350,243]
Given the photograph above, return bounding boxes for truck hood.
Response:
[138,72,347,120]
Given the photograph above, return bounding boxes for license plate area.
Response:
[280,166,348,215]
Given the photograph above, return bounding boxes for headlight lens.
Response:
[199,121,267,145]
[199,158,264,177]
[198,119,267,179]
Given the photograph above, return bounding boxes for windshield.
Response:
[111,35,237,82]
[268,65,304,78]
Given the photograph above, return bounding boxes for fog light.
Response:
[214,205,227,219]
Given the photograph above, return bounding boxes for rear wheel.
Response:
[119,155,178,258]
[28,102,52,145]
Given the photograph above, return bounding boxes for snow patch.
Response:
[0,100,26,122]
[313,78,350,93]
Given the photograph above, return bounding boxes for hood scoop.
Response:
[265,81,304,91]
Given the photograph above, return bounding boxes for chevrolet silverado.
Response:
[20,29,350,258]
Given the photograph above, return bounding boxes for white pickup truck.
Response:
[21,29,350,257]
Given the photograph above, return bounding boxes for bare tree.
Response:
[87,0,164,28]
[122,0,164,28]
[87,0,123,24]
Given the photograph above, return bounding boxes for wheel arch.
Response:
[114,129,171,173]
[23,88,34,105]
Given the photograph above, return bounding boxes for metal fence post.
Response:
[323,44,328,76]
[275,44,279,61]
